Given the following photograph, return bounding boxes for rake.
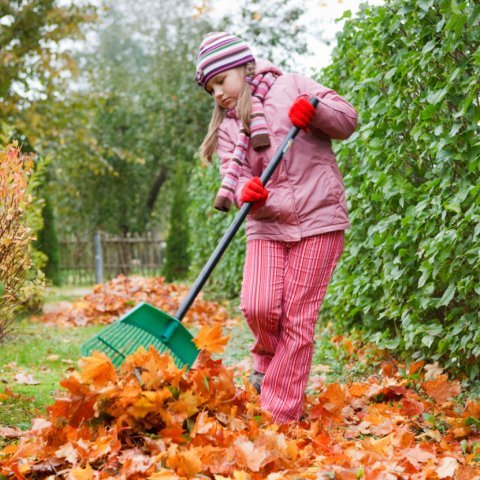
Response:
[81,97,319,368]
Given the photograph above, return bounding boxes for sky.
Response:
[9,0,385,99]
[209,0,385,74]
[55,0,385,75]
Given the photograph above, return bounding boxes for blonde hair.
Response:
[200,62,256,163]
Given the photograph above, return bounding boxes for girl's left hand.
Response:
[289,97,315,129]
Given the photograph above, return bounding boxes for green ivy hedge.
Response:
[187,0,480,376]
[319,0,480,376]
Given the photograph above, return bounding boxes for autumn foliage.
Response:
[34,275,232,328]
[1,325,480,479]
[0,143,37,342]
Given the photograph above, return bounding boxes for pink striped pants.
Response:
[240,230,344,423]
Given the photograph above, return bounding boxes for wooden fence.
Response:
[59,231,166,285]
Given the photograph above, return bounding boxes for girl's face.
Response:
[205,67,245,110]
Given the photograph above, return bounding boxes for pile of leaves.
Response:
[34,275,232,328]
[1,325,480,479]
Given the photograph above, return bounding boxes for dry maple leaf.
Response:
[14,372,40,385]
[408,360,426,375]
[165,445,203,477]
[78,351,118,387]
[120,346,184,390]
[127,389,173,419]
[234,435,272,472]
[402,443,437,468]
[56,442,79,464]
[424,361,444,380]
[421,374,461,404]
[118,448,157,476]
[400,397,425,417]
[67,463,95,480]
[148,470,181,479]
[311,383,349,422]
[49,374,98,426]
[193,323,230,354]
[455,464,480,480]
[0,426,23,439]
[436,456,459,478]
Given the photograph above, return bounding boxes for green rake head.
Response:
[80,302,200,369]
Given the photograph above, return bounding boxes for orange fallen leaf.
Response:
[343,338,354,354]
[70,463,94,479]
[128,389,172,419]
[193,323,230,354]
[408,360,425,375]
[165,446,203,476]
[78,351,118,387]
[402,444,436,468]
[421,374,461,404]
[400,397,425,417]
[148,470,181,479]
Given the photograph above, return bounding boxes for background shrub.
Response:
[319,0,480,376]
[35,192,62,286]
[163,167,191,282]
[0,143,45,342]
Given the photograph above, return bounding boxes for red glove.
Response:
[289,97,315,129]
[240,177,268,210]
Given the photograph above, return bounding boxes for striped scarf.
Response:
[214,71,279,212]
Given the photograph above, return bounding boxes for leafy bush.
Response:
[163,168,191,282]
[318,0,480,375]
[0,143,45,342]
[187,157,245,299]
[35,193,62,286]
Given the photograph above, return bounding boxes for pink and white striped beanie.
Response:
[195,32,255,89]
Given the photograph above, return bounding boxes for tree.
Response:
[48,0,215,235]
[235,0,310,71]
[35,193,62,286]
[163,166,191,282]
[0,0,97,150]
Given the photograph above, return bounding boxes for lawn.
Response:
[0,320,104,428]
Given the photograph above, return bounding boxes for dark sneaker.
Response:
[249,370,265,394]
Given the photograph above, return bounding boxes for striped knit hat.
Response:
[195,32,255,89]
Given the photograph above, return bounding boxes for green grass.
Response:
[0,320,104,428]
[41,284,96,304]
[0,285,99,428]
[312,322,382,384]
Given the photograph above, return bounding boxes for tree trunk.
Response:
[146,168,167,212]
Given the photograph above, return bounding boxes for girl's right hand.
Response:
[240,177,269,210]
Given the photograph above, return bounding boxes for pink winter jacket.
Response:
[216,59,358,242]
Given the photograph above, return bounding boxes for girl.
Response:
[195,32,358,424]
